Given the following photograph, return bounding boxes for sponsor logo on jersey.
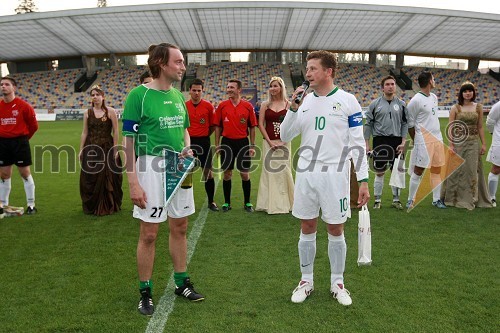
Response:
[1,118,16,125]
[164,100,173,104]
[159,115,184,129]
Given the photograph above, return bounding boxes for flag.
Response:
[163,149,196,207]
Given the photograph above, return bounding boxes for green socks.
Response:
[140,273,188,291]
[174,272,188,287]
[139,280,153,292]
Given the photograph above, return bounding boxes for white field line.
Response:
[145,182,216,333]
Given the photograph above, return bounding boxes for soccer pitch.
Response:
[0,120,498,332]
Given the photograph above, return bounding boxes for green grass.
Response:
[0,120,498,332]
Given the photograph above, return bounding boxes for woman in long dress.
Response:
[256,77,294,214]
[441,81,492,210]
[79,85,123,215]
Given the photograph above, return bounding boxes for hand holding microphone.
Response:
[291,81,310,110]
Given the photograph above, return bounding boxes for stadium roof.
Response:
[0,1,499,62]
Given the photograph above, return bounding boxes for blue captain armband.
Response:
[123,119,139,133]
[348,112,363,127]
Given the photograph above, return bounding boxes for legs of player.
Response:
[204,168,218,211]
[136,221,159,315]
[222,169,232,211]
[327,223,352,306]
[18,166,36,213]
[373,171,384,208]
[0,165,13,208]
[407,165,424,208]
[488,164,500,206]
[170,216,204,301]
[240,170,253,212]
[291,218,317,303]
[430,166,446,208]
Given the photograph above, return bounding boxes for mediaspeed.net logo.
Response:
[407,122,467,211]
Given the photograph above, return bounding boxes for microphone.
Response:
[294,81,310,104]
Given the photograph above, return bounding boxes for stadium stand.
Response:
[336,63,395,106]
[8,68,85,109]
[69,66,150,109]
[402,66,499,106]
[201,62,285,104]
[5,64,499,110]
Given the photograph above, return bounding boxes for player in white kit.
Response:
[280,50,370,306]
[486,100,500,207]
[406,71,447,209]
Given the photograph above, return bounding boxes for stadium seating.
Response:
[69,65,150,109]
[202,62,285,104]
[402,66,499,106]
[8,69,85,109]
[6,64,499,110]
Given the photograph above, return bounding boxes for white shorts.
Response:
[133,155,195,223]
[412,141,445,169]
[486,145,500,166]
[292,158,351,224]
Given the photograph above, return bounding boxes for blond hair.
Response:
[267,76,288,103]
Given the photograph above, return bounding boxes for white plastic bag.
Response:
[389,154,406,189]
[357,205,372,266]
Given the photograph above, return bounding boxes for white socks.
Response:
[489,172,499,200]
[298,231,316,284]
[430,173,442,202]
[23,175,35,207]
[374,174,384,201]
[408,173,422,202]
[0,178,12,206]
[408,172,442,202]
[298,231,347,287]
[328,233,346,286]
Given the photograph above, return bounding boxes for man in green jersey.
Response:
[122,43,205,316]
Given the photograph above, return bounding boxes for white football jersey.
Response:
[486,101,500,147]
[407,92,443,144]
[280,87,368,181]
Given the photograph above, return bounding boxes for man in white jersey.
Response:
[406,71,446,209]
[280,50,370,306]
[486,100,500,207]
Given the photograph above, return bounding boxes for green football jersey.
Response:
[122,85,190,156]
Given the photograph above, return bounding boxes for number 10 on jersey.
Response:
[315,116,325,130]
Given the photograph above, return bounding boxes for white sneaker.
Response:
[291,280,313,303]
[331,284,352,306]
